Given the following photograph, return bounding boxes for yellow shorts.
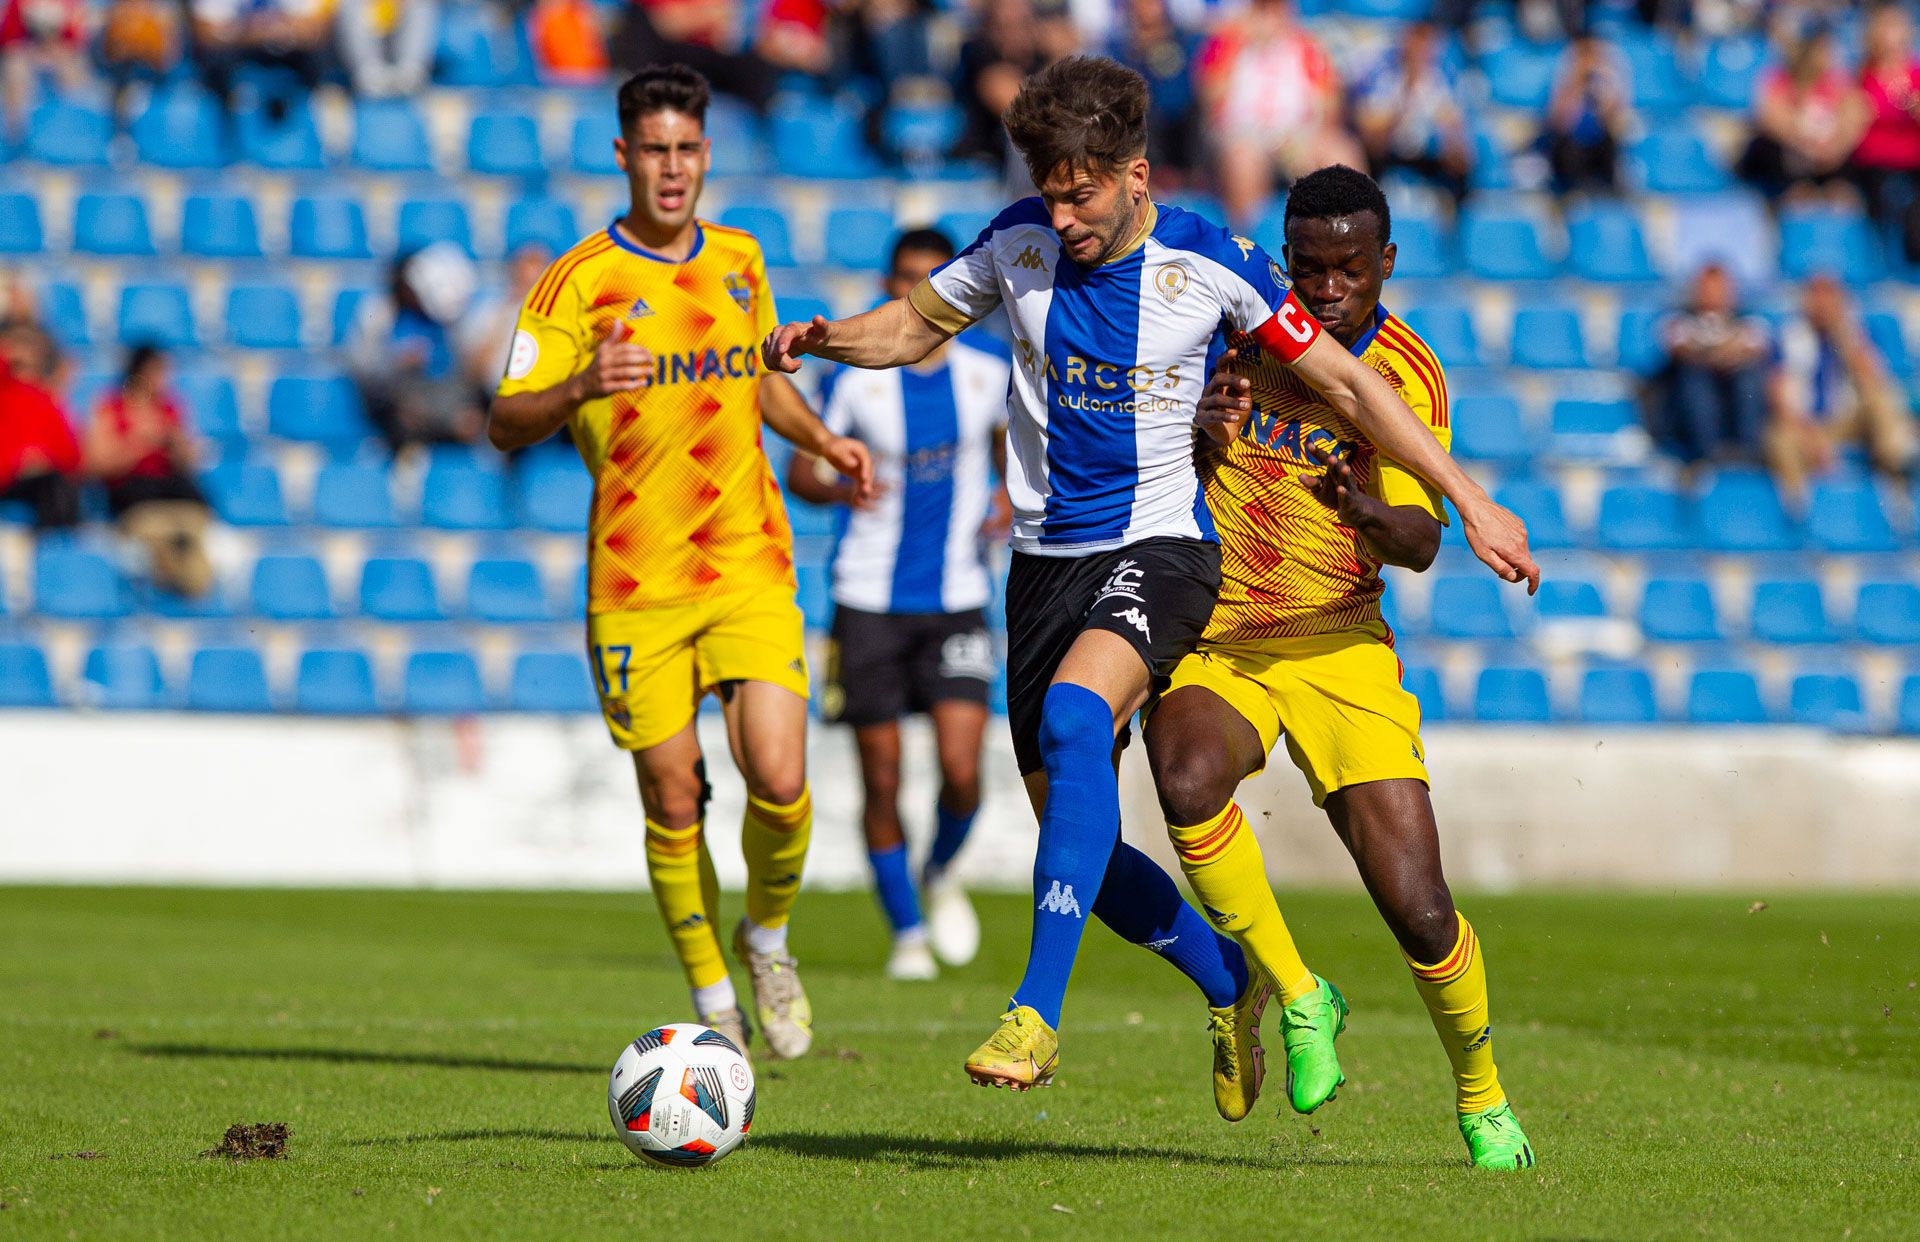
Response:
[586,584,810,752]
[1166,621,1427,807]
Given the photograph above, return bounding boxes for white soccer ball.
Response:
[608,1023,756,1168]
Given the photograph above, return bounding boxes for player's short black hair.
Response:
[122,342,165,385]
[1004,55,1149,183]
[889,227,954,270]
[617,65,711,134]
[1284,165,1392,248]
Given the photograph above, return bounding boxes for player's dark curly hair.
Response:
[1284,165,1392,247]
[617,64,711,134]
[1003,56,1149,183]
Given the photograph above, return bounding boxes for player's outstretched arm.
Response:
[761,299,951,373]
[1289,333,1540,592]
[760,373,875,504]
[488,332,653,451]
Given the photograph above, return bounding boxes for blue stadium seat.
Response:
[1621,33,1690,111]
[795,564,831,629]
[1750,579,1834,644]
[0,193,43,255]
[237,96,326,170]
[883,98,963,170]
[131,84,227,169]
[201,460,287,527]
[332,287,371,345]
[468,110,544,176]
[467,558,552,622]
[1551,397,1636,442]
[1568,203,1657,282]
[295,648,378,714]
[1451,395,1529,465]
[1579,666,1658,724]
[1779,209,1881,283]
[1386,216,1452,280]
[1492,479,1572,549]
[1481,41,1557,109]
[435,3,519,86]
[515,454,592,532]
[1632,126,1729,194]
[290,196,373,260]
[505,198,579,255]
[268,374,372,444]
[250,554,334,620]
[27,99,111,165]
[1900,676,1920,734]
[118,283,195,349]
[0,641,56,707]
[1615,308,1665,373]
[1399,304,1478,366]
[1595,484,1688,550]
[82,644,165,710]
[719,206,794,267]
[1671,194,1776,287]
[34,547,128,619]
[311,462,397,528]
[185,646,272,712]
[786,498,837,539]
[1509,307,1586,368]
[937,210,993,249]
[1427,576,1514,640]
[181,193,263,259]
[41,283,90,346]
[1535,578,1606,620]
[420,463,509,530]
[705,96,767,177]
[1461,209,1555,281]
[1804,477,1896,552]
[1698,36,1769,109]
[352,99,434,172]
[74,193,155,256]
[571,109,620,175]
[1474,665,1551,724]
[225,284,303,350]
[174,370,243,446]
[403,649,486,714]
[568,563,587,619]
[360,556,443,621]
[1855,582,1920,645]
[1687,667,1768,724]
[824,208,896,271]
[1639,578,1721,643]
[1401,665,1446,722]
[508,650,597,712]
[769,94,878,179]
[1866,312,1910,374]
[1790,672,1864,728]
[397,198,473,256]
[1695,470,1797,552]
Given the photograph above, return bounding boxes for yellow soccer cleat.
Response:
[963,1005,1059,1091]
[1207,975,1272,1122]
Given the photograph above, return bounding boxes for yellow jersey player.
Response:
[487,65,873,1061]
[1145,166,1536,1168]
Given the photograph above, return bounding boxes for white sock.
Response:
[894,925,930,949]
[742,917,788,956]
[692,977,737,1018]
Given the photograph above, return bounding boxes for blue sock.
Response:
[1093,842,1249,1009]
[927,801,975,874]
[1011,683,1119,1029]
[866,844,923,934]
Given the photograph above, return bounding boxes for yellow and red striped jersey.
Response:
[497,221,792,613]
[1202,304,1452,643]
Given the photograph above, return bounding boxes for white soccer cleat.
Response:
[924,869,981,967]
[885,934,939,981]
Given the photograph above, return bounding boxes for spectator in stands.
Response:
[954,0,1047,166]
[1109,0,1199,178]
[1649,263,1774,469]
[189,0,332,115]
[1768,272,1918,500]
[460,241,552,403]
[1851,1,1920,264]
[611,0,781,111]
[1352,20,1473,210]
[100,0,184,130]
[0,0,87,141]
[1195,0,1361,228]
[336,0,436,98]
[1537,32,1631,196]
[1737,22,1867,206]
[347,242,486,453]
[528,0,609,84]
[0,321,81,530]
[84,345,215,599]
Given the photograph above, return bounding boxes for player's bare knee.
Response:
[939,770,981,815]
[745,768,807,808]
[639,778,705,829]
[1152,748,1236,827]
[1396,895,1458,964]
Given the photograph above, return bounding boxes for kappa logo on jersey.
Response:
[629,296,655,319]
[724,272,751,312]
[1011,245,1048,271]
[1094,559,1145,604]
[1038,880,1082,918]
[1153,263,1190,303]
[1115,606,1152,640]
[1232,234,1257,260]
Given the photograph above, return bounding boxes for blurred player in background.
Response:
[1162,165,1533,1167]
[487,65,872,1060]
[785,227,1011,982]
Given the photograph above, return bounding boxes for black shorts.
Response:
[823,605,994,727]
[1004,536,1222,775]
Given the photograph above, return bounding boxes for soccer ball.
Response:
[608,1023,756,1167]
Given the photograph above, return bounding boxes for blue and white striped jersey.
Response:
[906,198,1321,557]
[820,339,1009,614]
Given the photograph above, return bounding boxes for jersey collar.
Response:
[1347,303,1389,357]
[1101,199,1159,266]
[607,218,705,263]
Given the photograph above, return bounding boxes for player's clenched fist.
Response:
[762,316,832,374]
[1193,347,1253,445]
[573,327,654,401]
[1461,499,1541,594]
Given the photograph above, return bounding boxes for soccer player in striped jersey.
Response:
[764,56,1537,1108]
[1152,165,1535,1167]
[487,65,873,1061]
[784,227,1011,981]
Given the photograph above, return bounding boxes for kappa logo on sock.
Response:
[1037,880,1083,918]
[1115,607,1152,640]
[1464,1024,1493,1052]
[1144,936,1179,951]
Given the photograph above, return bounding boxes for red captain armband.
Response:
[1248,292,1322,364]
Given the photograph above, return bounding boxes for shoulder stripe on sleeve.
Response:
[535,236,617,315]
[530,234,610,309]
[1379,320,1449,429]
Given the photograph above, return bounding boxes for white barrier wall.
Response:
[3,712,1919,888]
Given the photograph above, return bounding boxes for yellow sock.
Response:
[644,819,728,989]
[1405,911,1505,1114]
[1168,802,1316,1005]
[741,787,812,930]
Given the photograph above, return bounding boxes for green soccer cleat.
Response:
[1278,974,1347,1114]
[1459,1101,1536,1170]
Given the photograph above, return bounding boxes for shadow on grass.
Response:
[348,1128,604,1147]
[130,1043,599,1075]
[748,1130,1416,1171]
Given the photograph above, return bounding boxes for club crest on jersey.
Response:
[1153,263,1189,303]
[1269,259,1291,289]
[724,272,751,312]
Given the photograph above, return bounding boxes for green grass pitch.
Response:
[2,886,1916,1239]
